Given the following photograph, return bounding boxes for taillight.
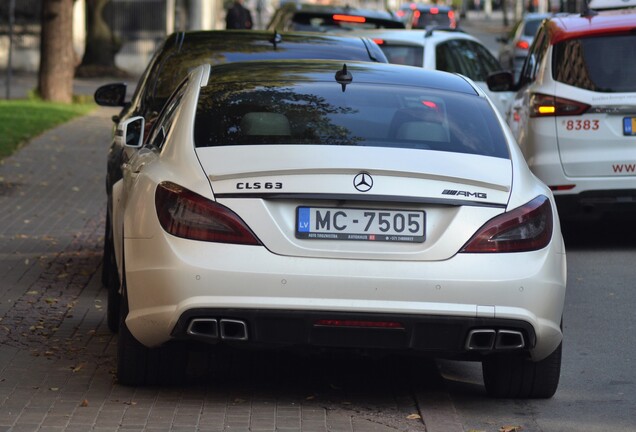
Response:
[155,182,261,245]
[460,196,553,253]
[373,38,385,45]
[530,93,590,117]
[430,7,439,14]
[515,40,530,50]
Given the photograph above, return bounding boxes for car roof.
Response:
[349,28,475,45]
[588,0,636,10]
[204,59,478,95]
[522,12,553,21]
[545,8,636,44]
[276,2,400,20]
[163,30,383,62]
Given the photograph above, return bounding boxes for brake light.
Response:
[373,38,385,45]
[333,14,366,23]
[430,7,439,14]
[530,93,590,117]
[515,40,530,50]
[460,196,553,253]
[155,182,261,245]
[422,100,439,110]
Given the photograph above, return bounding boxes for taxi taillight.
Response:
[530,93,590,117]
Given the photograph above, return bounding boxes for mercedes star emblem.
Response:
[353,172,373,192]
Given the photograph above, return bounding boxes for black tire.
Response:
[117,270,187,386]
[102,213,121,333]
[482,342,562,399]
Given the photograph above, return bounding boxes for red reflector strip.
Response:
[333,14,366,23]
[315,319,404,329]
[549,185,576,191]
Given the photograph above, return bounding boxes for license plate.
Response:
[624,117,636,136]
[296,206,426,243]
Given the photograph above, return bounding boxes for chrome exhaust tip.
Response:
[187,318,219,339]
[495,330,525,350]
[219,319,248,341]
[465,329,496,350]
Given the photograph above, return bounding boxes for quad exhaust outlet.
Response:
[465,329,525,351]
[186,318,248,341]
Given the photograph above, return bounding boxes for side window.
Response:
[519,26,548,85]
[437,40,500,82]
[464,40,502,80]
[146,79,188,150]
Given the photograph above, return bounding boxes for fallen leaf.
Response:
[406,414,421,420]
[71,363,85,373]
[50,387,59,392]
[233,398,246,404]
[500,426,522,432]
[80,399,89,407]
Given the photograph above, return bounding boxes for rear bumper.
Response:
[171,308,537,360]
[123,233,566,362]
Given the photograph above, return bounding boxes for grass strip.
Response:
[0,99,95,159]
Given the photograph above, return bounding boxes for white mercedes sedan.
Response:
[111,59,566,398]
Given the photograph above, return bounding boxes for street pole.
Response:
[5,0,16,99]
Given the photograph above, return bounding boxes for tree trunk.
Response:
[38,0,75,103]
[76,0,125,77]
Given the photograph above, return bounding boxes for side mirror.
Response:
[115,116,145,149]
[94,83,127,107]
[486,71,515,92]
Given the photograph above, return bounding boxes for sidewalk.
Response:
[0,106,439,431]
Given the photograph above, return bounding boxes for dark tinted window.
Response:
[436,40,502,81]
[553,34,636,93]
[194,82,509,159]
[412,10,451,29]
[291,12,404,31]
[523,19,544,37]
[379,44,424,67]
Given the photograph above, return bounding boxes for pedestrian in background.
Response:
[226,0,253,29]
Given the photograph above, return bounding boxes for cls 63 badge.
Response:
[236,182,283,190]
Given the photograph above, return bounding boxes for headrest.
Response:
[240,112,291,136]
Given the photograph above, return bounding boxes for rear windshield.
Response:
[194,82,509,159]
[378,44,424,67]
[553,34,636,93]
[411,11,451,29]
[291,12,404,31]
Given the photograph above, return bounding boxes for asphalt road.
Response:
[2,14,634,432]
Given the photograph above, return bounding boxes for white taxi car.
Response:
[112,59,566,398]
[488,9,636,218]
[351,28,514,116]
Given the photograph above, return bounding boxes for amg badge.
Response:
[442,189,487,199]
